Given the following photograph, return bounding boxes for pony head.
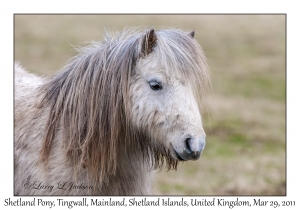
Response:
[128,29,210,162]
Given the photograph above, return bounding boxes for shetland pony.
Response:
[14,28,210,195]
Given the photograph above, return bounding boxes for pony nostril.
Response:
[173,136,205,161]
[185,138,192,153]
[185,137,205,160]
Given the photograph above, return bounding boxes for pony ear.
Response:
[140,29,157,58]
[189,31,195,38]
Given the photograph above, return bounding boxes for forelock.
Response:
[154,29,211,97]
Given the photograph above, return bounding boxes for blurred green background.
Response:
[14,15,286,195]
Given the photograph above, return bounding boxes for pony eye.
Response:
[149,80,163,91]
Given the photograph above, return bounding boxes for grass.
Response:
[14,14,286,195]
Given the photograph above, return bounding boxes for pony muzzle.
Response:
[173,136,206,161]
